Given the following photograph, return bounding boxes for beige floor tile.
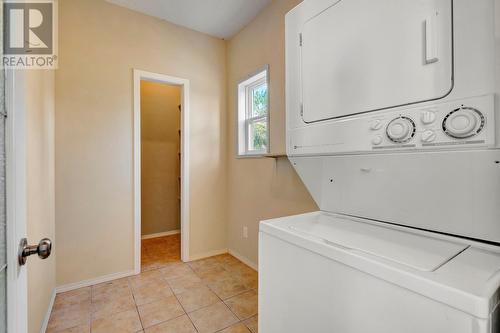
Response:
[218,323,251,333]
[167,274,204,295]
[138,296,185,328]
[53,287,91,310]
[91,309,142,333]
[238,274,258,291]
[144,315,197,333]
[129,270,163,289]
[160,262,194,280]
[50,241,259,333]
[213,254,240,266]
[91,293,136,319]
[132,281,174,306]
[234,269,257,281]
[207,277,248,300]
[91,284,132,303]
[176,285,220,313]
[91,280,133,310]
[47,303,91,333]
[142,259,162,272]
[188,302,238,333]
[224,290,258,320]
[223,263,256,277]
[243,315,258,333]
[49,324,90,333]
[188,257,221,273]
[196,266,232,284]
[149,255,179,268]
[92,278,129,293]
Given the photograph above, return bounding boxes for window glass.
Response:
[248,119,268,152]
[237,67,269,156]
[251,84,268,118]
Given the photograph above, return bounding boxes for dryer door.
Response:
[301,0,453,123]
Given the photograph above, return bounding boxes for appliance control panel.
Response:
[288,95,495,156]
[368,95,494,151]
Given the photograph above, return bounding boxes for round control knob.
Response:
[370,119,383,131]
[421,111,436,125]
[386,116,416,143]
[443,107,484,139]
[371,135,383,146]
[421,130,436,143]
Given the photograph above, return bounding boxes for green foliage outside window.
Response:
[250,83,268,151]
[252,121,267,150]
[252,84,268,117]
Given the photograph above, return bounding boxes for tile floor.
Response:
[47,234,258,333]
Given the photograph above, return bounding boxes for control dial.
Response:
[442,107,485,139]
[386,116,416,143]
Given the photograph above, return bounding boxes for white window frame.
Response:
[237,66,270,157]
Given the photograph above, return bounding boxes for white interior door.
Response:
[0,65,7,333]
[4,70,28,333]
[301,0,454,123]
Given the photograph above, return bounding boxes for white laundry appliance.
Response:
[259,0,500,332]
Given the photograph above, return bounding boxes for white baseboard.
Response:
[39,289,56,333]
[55,270,136,294]
[188,248,228,262]
[228,248,258,271]
[141,229,180,240]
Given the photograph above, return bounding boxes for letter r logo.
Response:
[4,2,53,55]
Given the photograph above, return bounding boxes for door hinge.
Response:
[299,33,303,47]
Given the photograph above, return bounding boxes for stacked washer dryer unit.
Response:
[259,0,500,332]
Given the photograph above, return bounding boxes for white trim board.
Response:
[141,230,180,240]
[55,270,136,294]
[133,69,191,274]
[39,289,56,333]
[228,249,258,271]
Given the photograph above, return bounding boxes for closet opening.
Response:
[134,70,190,273]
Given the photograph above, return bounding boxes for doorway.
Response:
[133,70,190,274]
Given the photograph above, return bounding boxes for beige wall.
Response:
[26,70,56,333]
[55,0,227,286]
[141,81,181,236]
[226,0,318,265]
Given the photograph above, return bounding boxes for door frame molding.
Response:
[133,69,191,274]
[6,69,28,333]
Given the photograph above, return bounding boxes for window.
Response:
[237,67,269,156]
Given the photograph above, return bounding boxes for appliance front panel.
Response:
[289,95,495,155]
[259,231,488,333]
[286,0,497,156]
[301,0,453,123]
[290,150,500,244]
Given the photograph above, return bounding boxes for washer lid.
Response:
[289,214,468,272]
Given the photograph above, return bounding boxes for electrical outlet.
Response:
[243,226,248,239]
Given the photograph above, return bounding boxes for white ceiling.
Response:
[106,0,273,39]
